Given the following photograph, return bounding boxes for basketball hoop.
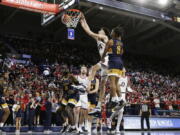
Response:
[61,9,81,28]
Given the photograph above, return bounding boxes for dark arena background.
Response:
[0,0,180,135]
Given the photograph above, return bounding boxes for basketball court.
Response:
[3,131,180,135]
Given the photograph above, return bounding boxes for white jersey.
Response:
[119,76,128,101]
[97,40,109,67]
[97,40,106,58]
[77,75,90,95]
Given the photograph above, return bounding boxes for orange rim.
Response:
[67,9,81,13]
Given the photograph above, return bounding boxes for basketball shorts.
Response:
[0,97,8,109]
[108,59,124,77]
[61,94,69,106]
[97,60,108,81]
[88,94,97,109]
[76,94,89,109]
[68,93,79,107]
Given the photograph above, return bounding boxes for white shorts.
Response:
[76,94,89,109]
[97,60,108,81]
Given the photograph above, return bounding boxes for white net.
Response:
[62,9,81,28]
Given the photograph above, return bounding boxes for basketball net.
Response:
[61,9,81,40]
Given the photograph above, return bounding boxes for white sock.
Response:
[97,101,101,108]
[111,96,119,102]
[71,125,75,129]
[118,96,123,102]
[79,124,83,131]
[85,119,89,130]
[0,123,4,127]
[107,118,112,129]
[88,121,92,132]
[116,111,123,131]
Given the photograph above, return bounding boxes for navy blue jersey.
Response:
[108,39,123,57]
[90,79,96,91]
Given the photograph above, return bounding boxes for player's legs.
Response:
[89,64,101,80]
[97,78,106,108]
[109,76,119,103]
[116,77,121,98]
[0,104,10,127]
[79,95,89,132]
[65,105,74,126]
[116,109,124,132]
[89,66,107,115]
[79,108,86,132]
[74,106,80,130]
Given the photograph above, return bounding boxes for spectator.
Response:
[44,97,52,133]
[153,96,160,115]
[27,98,36,133]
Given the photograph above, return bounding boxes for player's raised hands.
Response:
[80,12,85,20]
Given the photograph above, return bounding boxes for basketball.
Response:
[61,14,71,25]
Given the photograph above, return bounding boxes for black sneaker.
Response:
[68,127,78,133]
[114,100,126,111]
[60,125,68,133]
[97,126,101,132]
[107,127,112,133]
[110,101,119,109]
[82,129,88,133]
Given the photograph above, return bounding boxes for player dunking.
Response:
[102,26,124,108]
[80,14,110,114]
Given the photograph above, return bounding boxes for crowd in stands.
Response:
[1,34,99,66]
[0,34,179,129]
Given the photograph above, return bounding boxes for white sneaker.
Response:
[78,127,83,133]
[88,107,101,115]
[27,131,32,133]
[15,130,20,135]
[115,129,120,133]
[46,130,52,134]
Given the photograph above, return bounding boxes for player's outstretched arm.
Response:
[80,14,108,41]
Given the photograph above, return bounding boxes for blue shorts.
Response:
[108,56,124,77]
[0,97,8,108]
[88,94,97,109]
[67,93,79,107]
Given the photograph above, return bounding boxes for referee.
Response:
[140,98,151,131]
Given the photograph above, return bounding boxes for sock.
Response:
[85,120,89,130]
[71,125,75,129]
[87,120,92,132]
[0,123,4,127]
[107,118,112,129]
[116,111,123,131]
[111,96,119,102]
[118,96,123,102]
[97,101,101,109]
[79,124,83,131]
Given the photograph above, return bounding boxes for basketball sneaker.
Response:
[88,107,101,116]
[60,125,68,133]
[114,100,126,111]
[68,127,78,133]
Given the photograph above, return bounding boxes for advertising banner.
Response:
[124,116,180,129]
[0,0,59,14]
